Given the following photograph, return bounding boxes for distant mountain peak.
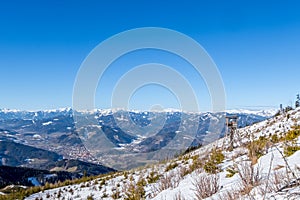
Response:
[225,108,277,117]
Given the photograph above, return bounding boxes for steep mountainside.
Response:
[0,140,116,189]
[0,140,62,169]
[0,165,76,188]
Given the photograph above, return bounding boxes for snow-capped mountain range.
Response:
[25,108,300,200]
[0,107,277,117]
[0,108,277,170]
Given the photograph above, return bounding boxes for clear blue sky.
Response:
[0,0,300,111]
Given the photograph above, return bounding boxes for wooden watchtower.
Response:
[225,115,238,149]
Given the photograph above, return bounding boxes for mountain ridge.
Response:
[0,108,275,170]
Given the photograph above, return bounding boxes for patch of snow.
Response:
[33,134,42,139]
[28,177,41,186]
[42,121,53,126]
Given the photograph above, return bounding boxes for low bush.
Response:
[283,127,300,141]
[203,149,224,174]
[147,171,160,184]
[226,166,237,178]
[247,136,268,164]
[165,162,178,172]
[123,180,145,200]
[284,145,300,157]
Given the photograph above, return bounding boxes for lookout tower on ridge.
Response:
[225,115,238,149]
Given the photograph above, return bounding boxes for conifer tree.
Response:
[296,94,300,108]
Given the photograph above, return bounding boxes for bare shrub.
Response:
[174,190,186,200]
[269,170,289,193]
[237,161,262,194]
[111,187,121,199]
[178,166,191,179]
[216,190,241,200]
[192,170,219,199]
[149,170,183,198]
[158,173,173,191]
[156,171,181,192]
[256,169,289,199]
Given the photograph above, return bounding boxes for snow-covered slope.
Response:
[25,108,300,200]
